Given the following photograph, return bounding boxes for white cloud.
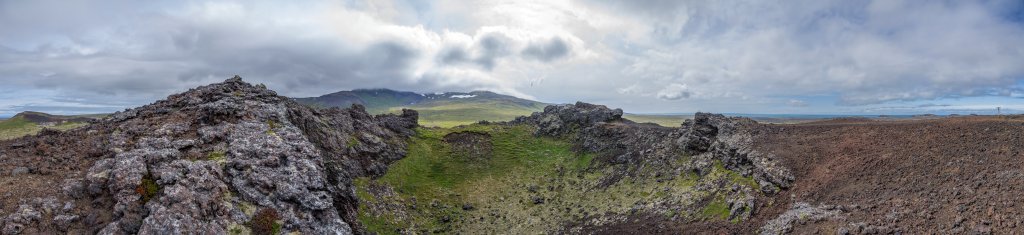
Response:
[656,83,691,100]
[603,0,1024,105]
[787,99,808,107]
[617,84,642,95]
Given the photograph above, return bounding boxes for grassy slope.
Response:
[354,124,757,234]
[388,100,546,128]
[624,114,691,127]
[298,90,547,128]
[0,116,87,140]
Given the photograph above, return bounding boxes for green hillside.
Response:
[0,112,95,140]
[623,114,690,127]
[293,89,424,114]
[296,89,548,127]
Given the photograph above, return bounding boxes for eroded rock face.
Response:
[0,76,417,234]
[516,102,794,222]
[679,113,794,194]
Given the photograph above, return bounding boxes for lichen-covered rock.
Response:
[0,76,417,234]
[53,214,79,232]
[760,202,845,235]
[61,179,86,199]
[2,204,41,235]
[678,113,794,194]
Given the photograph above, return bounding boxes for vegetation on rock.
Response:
[136,174,160,203]
[249,208,282,235]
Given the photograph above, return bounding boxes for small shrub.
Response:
[250,208,282,235]
[135,174,159,203]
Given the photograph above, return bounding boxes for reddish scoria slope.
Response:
[753,116,1024,234]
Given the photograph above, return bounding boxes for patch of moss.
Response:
[135,174,160,203]
[208,151,226,161]
[238,201,257,217]
[265,120,281,135]
[347,136,360,148]
[353,178,374,203]
[664,210,678,219]
[700,196,730,220]
[711,161,760,191]
[227,223,250,235]
[358,210,402,235]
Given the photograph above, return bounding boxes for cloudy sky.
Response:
[2,0,1023,116]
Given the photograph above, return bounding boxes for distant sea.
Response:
[632,113,919,118]
[723,113,917,119]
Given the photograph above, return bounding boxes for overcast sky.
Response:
[1,0,1023,116]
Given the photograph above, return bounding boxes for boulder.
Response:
[10,167,28,176]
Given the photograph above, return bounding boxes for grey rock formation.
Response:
[760,202,845,235]
[679,113,794,194]
[0,76,417,234]
[514,102,794,221]
[513,102,624,137]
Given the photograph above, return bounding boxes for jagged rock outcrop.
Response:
[0,76,417,234]
[518,102,792,194]
[679,113,794,194]
[513,102,624,137]
[515,102,794,221]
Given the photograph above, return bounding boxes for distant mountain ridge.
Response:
[11,111,100,124]
[295,89,549,127]
[294,89,424,114]
[0,111,98,140]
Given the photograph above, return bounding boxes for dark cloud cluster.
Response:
[438,32,515,70]
[521,37,570,62]
[439,33,573,70]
